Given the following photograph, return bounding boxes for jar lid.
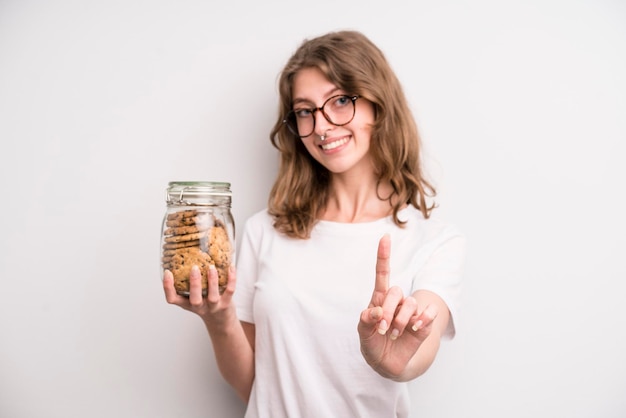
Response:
[166,181,232,206]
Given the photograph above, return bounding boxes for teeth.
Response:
[321,137,348,150]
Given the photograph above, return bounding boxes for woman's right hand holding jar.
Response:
[163,264,238,326]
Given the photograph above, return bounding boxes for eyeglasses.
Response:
[282,95,360,138]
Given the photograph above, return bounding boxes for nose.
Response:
[312,108,333,138]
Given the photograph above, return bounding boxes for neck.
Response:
[320,172,395,223]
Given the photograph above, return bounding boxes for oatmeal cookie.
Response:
[167,247,214,295]
[162,239,201,250]
[166,209,199,222]
[163,223,211,237]
[164,230,207,243]
[207,225,232,267]
[165,214,211,228]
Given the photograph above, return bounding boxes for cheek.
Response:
[353,106,375,139]
[360,123,373,137]
[354,122,373,146]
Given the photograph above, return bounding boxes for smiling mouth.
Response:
[320,137,349,151]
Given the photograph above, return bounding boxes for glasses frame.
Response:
[282,94,360,138]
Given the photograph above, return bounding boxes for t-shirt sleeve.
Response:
[412,227,466,339]
[232,214,262,324]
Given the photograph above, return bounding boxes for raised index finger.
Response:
[374,234,391,294]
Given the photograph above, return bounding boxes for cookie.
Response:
[168,247,214,295]
[208,225,232,267]
[162,248,206,265]
[165,214,211,228]
[164,230,207,243]
[216,265,229,288]
[166,209,199,222]
[162,239,201,250]
[163,223,211,237]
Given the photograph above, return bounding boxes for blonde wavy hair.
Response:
[268,30,436,239]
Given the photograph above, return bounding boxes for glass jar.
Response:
[161,181,235,296]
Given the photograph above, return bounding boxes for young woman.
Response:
[163,30,466,418]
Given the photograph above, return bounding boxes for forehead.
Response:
[292,67,340,103]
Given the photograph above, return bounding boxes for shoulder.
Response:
[402,206,463,239]
[242,208,276,238]
[245,208,274,226]
[397,206,466,259]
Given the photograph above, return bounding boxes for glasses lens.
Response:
[324,95,356,126]
[286,110,314,138]
[284,95,357,138]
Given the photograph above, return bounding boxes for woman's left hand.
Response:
[357,234,439,380]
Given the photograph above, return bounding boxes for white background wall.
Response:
[1,0,624,417]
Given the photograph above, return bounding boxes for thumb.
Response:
[358,306,383,334]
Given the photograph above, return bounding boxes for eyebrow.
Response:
[292,87,343,106]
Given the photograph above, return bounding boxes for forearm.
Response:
[203,311,255,402]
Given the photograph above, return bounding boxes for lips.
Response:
[320,136,349,151]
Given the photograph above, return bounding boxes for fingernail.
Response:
[191,265,200,274]
[370,307,383,320]
[378,319,388,335]
[390,329,400,340]
[412,320,423,332]
[209,264,216,271]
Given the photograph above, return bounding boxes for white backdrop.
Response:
[1,0,625,417]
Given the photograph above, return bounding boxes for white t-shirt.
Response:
[234,205,466,418]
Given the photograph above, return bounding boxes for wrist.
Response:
[202,305,239,336]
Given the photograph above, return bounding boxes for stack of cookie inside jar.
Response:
[161,181,235,296]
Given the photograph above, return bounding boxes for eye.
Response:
[333,95,351,108]
[293,108,313,118]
